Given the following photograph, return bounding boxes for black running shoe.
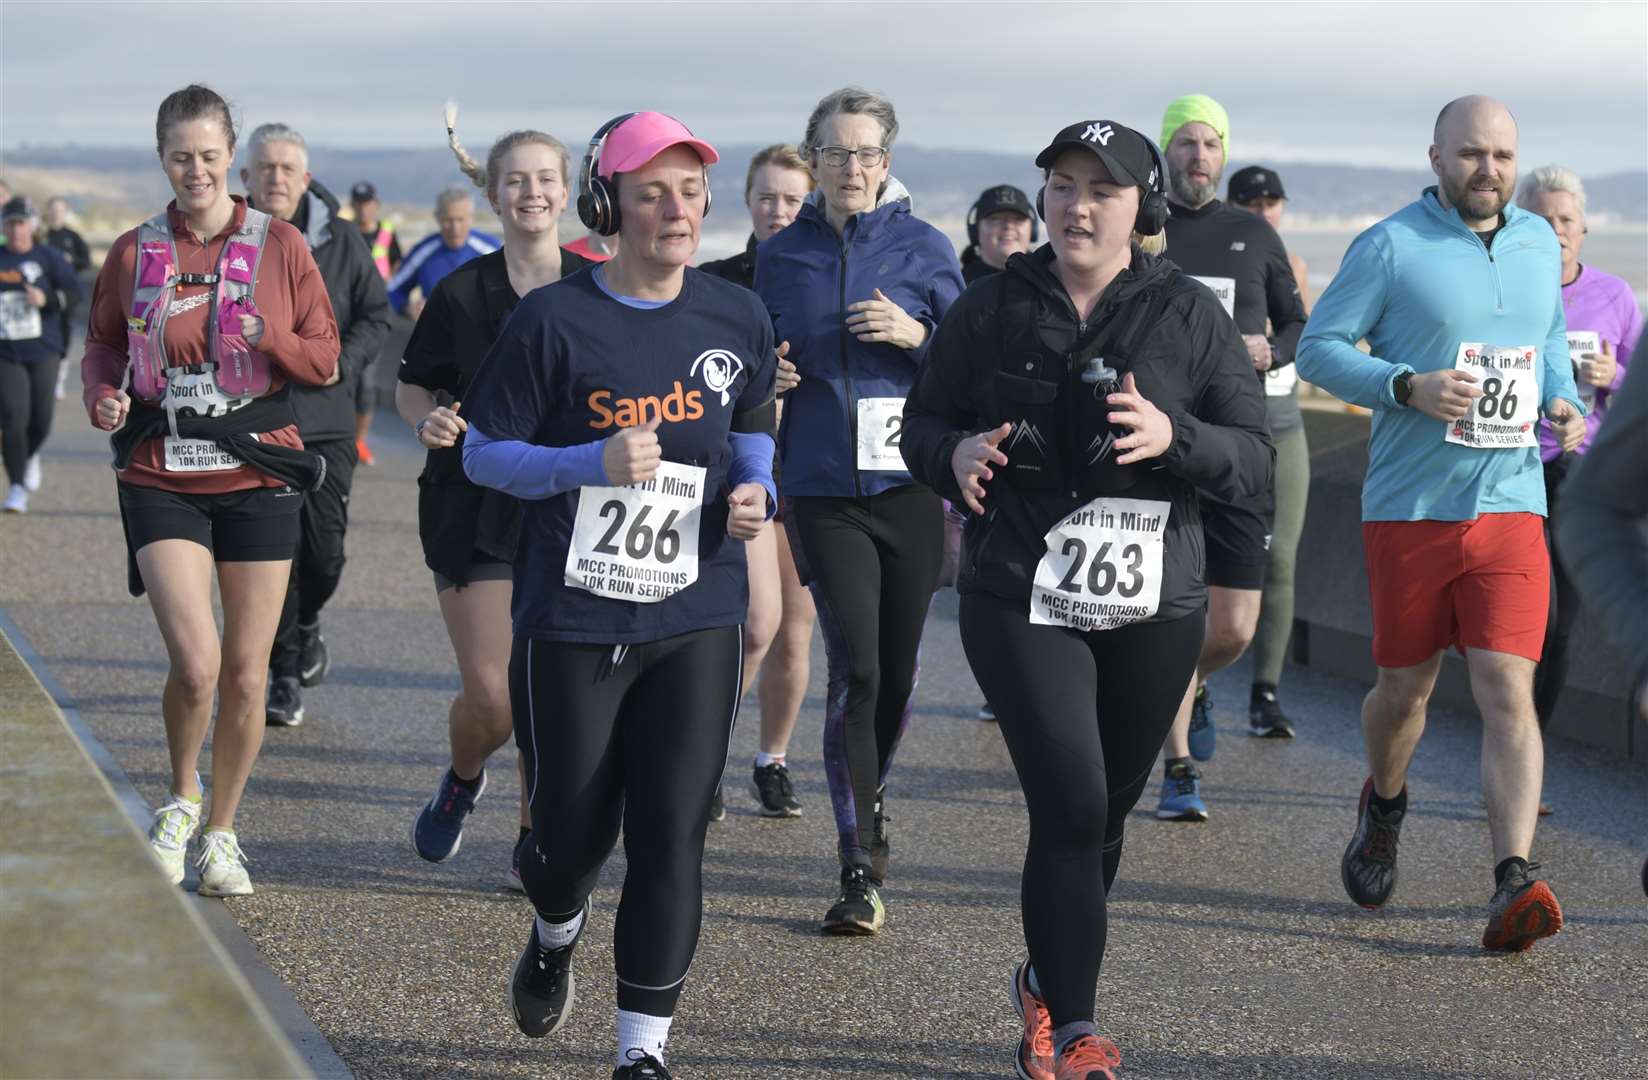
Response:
[265,675,305,728]
[822,865,885,935]
[1482,861,1563,952]
[708,782,726,823]
[869,785,890,884]
[1187,685,1216,761]
[510,900,586,1037]
[297,620,330,688]
[1341,777,1404,909]
[752,762,802,818]
[1248,687,1296,738]
[613,1051,673,1079]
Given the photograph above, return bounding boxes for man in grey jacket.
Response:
[243,122,392,727]
[1552,338,1648,895]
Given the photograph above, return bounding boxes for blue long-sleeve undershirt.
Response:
[464,423,776,519]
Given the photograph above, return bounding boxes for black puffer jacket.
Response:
[255,180,391,442]
[699,234,758,290]
[901,244,1273,624]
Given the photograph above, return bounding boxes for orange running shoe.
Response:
[356,438,376,467]
[1055,1035,1122,1080]
[1482,861,1563,952]
[1010,961,1054,1080]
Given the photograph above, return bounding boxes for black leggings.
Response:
[0,357,60,486]
[787,485,944,869]
[961,591,1203,1028]
[271,438,357,677]
[511,625,742,1018]
[1535,456,1579,730]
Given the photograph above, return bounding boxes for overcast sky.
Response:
[4,1,1645,174]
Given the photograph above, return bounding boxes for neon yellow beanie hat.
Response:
[1161,94,1230,157]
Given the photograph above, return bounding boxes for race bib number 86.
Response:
[1030,497,1169,631]
[1445,343,1539,449]
[565,461,706,603]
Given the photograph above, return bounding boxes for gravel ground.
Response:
[5,346,1644,1080]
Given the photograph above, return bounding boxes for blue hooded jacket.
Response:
[755,180,964,497]
[1298,187,1583,522]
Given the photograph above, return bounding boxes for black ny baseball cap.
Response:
[973,184,1035,221]
[1035,121,1159,189]
[1228,165,1287,204]
[1,195,35,222]
[350,182,378,203]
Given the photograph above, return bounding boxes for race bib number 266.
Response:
[1444,343,1540,449]
[565,461,706,603]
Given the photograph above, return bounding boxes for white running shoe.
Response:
[3,484,26,514]
[196,829,254,897]
[23,455,42,492]
[148,795,203,885]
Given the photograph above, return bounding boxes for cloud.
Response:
[3,1,1644,171]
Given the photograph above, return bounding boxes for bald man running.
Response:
[1298,95,1587,951]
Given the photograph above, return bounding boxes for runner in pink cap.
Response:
[597,112,720,177]
[466,106,781,1080]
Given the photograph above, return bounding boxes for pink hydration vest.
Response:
[125,208,273,404]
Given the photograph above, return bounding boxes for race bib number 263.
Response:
[1029,497,1169,631]
[1444,343,1540,449]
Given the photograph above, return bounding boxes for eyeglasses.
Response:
[814,145,889,169]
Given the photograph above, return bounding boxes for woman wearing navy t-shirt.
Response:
[462,112,776,1080]
[755,86,964,934]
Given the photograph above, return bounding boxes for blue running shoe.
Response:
[1187,685,1216,762]
[412,767,486,862]
[1156,762,1209,821]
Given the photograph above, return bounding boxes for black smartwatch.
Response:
[1392,370,1413,407]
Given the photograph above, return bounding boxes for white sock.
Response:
[616,1009,673,1069]
[754,751,785,768]
[534,906,585,951]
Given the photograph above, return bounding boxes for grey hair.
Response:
[801,86,899,155]
[247,122,308,168]
[1518,164,1586,218]
[434,186,473,214]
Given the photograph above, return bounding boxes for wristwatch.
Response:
[415,418,429,440]
[1392,370,1413,407]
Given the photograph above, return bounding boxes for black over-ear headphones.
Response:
[967,190,1040,247]
[1034,132,1172,237]
[1134,135,1171,236]
[577,112,714,237]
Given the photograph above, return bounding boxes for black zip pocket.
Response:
[965,505,999,581]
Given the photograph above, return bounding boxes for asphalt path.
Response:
[4,337,1645,1080]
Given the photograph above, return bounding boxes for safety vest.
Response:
[368,221,394,280]
[125,208,273,405]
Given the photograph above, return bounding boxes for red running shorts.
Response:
[1362,512,1549,669]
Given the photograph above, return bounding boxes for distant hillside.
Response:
[6,143,1645,228]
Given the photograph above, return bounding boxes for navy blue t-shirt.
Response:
[463,268,776,644]
[0,243,80,363]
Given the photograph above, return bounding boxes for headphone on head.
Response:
[577,112,713,237]
[1035,131,1172,237]
[967,188,1040,247]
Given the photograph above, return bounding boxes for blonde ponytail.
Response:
[1135,230,1167,256]
[441,100,571,206]
[444,100,488,191]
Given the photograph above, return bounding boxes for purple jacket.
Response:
[1539,263,1642,461]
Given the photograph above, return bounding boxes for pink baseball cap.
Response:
[597,112,719,179]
